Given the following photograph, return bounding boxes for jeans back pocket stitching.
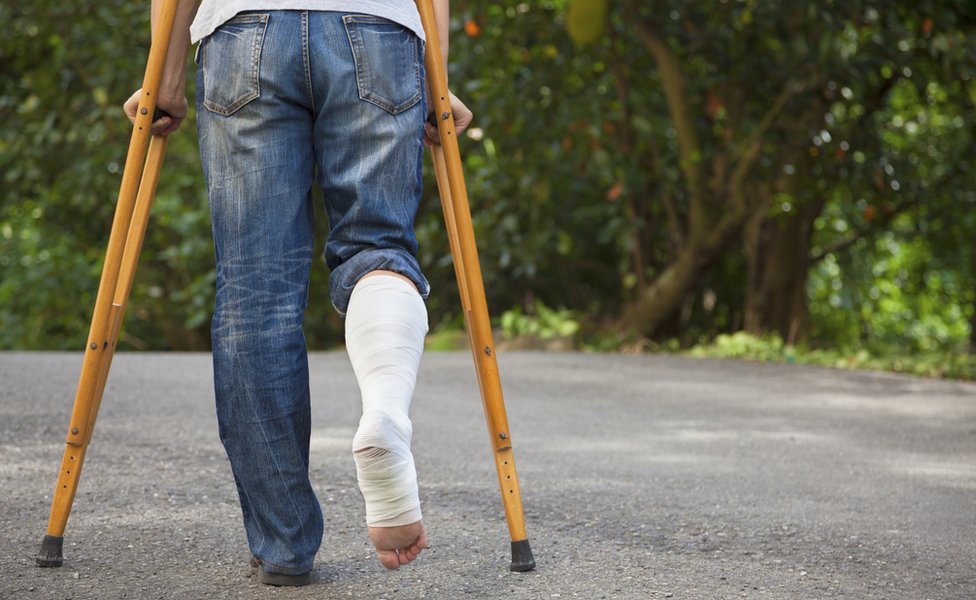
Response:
[342,16,422,115]
[203,14,269,116]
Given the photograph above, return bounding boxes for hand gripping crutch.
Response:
[416,0,536,572]
[36,0,178,567]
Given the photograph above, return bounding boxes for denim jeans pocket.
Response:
[342,15,423,115]
[202,13,269,116]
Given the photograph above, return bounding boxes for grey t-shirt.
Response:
[189,0,425,43]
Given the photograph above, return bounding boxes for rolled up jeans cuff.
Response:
[329,247,430,316]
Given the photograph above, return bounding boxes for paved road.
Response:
[1,352,974,599]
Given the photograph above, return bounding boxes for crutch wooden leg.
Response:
[37,0,178,567]
[416,0,536,572]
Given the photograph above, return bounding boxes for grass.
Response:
[426,303,976,380]
[685,332,976,380]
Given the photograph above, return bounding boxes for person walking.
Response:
[123,0,472,586]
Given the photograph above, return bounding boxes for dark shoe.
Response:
[249,556,312,587]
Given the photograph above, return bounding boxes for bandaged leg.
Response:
[345,273,428,527]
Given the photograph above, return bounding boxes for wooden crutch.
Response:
[416,0,536,572]
[37,0,178,568]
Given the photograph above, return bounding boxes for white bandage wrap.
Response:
[345,274,428,527]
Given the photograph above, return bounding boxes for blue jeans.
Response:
[195,10,428,574]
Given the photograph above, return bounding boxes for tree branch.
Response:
[809,155,970,265]
[608,18,647,289]
[626,0,706,233]
[807,198,918,263]
[607,21,633,155]
[732,78,801,168]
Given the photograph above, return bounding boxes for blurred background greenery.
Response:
[2,0,974,378]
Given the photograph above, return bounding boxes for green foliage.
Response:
[1,0,974,382]
[1,1,216,350]
[806,38,976,355]
[565,0,607,46]
[689,332,789,363]
[688,332,976,380]
[500,300,580,340]
[432,0,658,330]
[423,328,469,352]
[809,233,973,354]
[0,2,353,350]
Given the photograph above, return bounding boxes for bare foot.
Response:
[367,520,428,570]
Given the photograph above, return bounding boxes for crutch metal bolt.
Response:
[416,0,536,572]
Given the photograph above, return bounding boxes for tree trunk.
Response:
[743,196,824,342]
[621,204,750,337]
[620,245,701,335]
[622,3,797,340]
[970,247,976,354]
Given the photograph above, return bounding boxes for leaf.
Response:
[565,0,607,46]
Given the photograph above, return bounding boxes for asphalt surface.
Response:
[1,351,974,599]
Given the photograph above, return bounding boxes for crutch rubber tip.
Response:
[509,539,535,572]
[36,535,64,567]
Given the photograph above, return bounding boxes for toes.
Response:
[376,549,401,570]
[395,541,423,566]
[368,521,427,569]
[396,546,415,565]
